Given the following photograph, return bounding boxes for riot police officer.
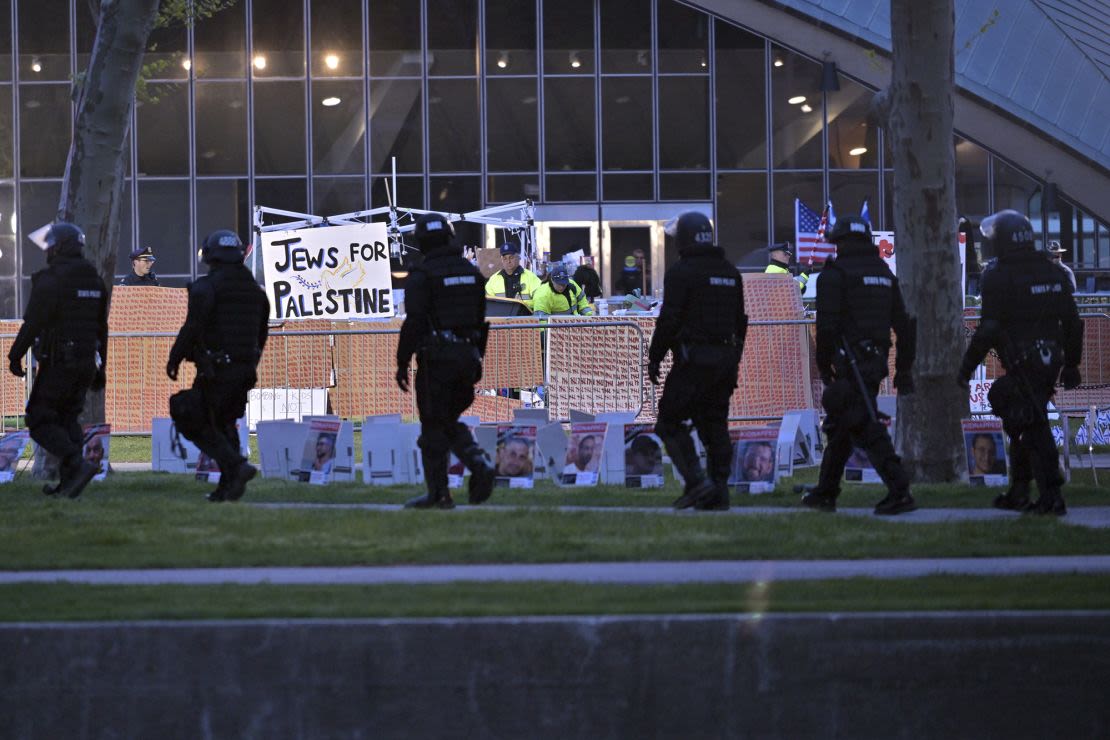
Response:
[958,210,1082,515]
[396,213,496,509]
[802,215,917,515]
[8,222,108,499]
[649,211,748,511]
[166,230,269,502]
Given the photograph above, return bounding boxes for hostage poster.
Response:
[263,222,394,320]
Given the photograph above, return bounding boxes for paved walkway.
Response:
[3,556,1110,586]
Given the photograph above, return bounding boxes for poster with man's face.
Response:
[495,424,536,488]
[560,422,606,486]
[729,427,778,493]
[0,431,30,483]
[962,418,1008,486]
[624,424,664,488]
[82,424,111,482]
[298,420,341,484]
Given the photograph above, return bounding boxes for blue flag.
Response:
[860,199,871,227]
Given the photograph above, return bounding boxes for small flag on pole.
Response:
[795,199,836,264]
[860,199,871,227]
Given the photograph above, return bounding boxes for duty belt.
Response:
[430,329,477,345]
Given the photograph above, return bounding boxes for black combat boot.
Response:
[452,441,495,505]
[673,479,715,510]
[1023,489,1067,517]
[693,481,730,511]
[993,480,1031,511]
[222,460,257,502]
[799,485,838,513]
[405,453,455,509]
[56,454,99,499]
[873,488,916,516]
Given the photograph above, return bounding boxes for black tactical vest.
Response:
[420,252,486,332]
[983,250,1074,348]
[825,247,899,347]
[201,264,268,361]
[51,255,107,354]
[673,249,745,343]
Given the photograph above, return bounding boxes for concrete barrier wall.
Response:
[2,612,1109,739]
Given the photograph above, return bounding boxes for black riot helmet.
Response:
[979,209,1034,259]
[413,212,455,252]
[201,229,245,265]
[44,222,86,260]
[665,211,714,252]
[825,215,873,244]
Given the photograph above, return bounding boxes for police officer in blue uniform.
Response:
[396,213,496,509]
[958,210,1083,515]
[649,211,748,511]
[802,215,917,515]
[8,223,108,499]
[167,230,270,503]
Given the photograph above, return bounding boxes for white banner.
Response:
[263,222,393,320]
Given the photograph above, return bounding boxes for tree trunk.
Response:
[57,0,160,426]
[888,0,966,481]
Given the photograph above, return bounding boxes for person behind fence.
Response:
[7,223,108,499]
[396,212,496,509]
[485,241,541,309]
[166,230,269,503]
[120,246,159,286]
[532,264,593,318]
[764,241,809,292]
[957,209,1083,516]
[801,215,918,516]
[649,211,748,512]
[1047,241,1076,292]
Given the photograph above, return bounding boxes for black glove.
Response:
[166,359,179,381]
[396,366,410,393]
[8,357,24,378]
[648,360,661,386]
[893,372,914,395]
[1060,366,1081,390]
[90,367,106,391]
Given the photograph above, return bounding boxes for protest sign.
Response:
[963,418,1008,487]
[560,422,606,486]
[0,431,30,483]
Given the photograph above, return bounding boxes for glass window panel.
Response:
[311,0,362,78]
[138,180,190,274]
[658,0,709,73]
[314,177,366,215]
[195,82,248,174]
[993,158,1039,217]
[137,83,189,176]
[603,173,652,201]
[194,4,247,79]
[0,84,11,178]
[829,172,878,229]
[884,170,893,233]
[602,77,652,170]
[0,0,10,81]
[660,173,708,200]
[827,79,878,169]
[659,76,708,169]
[111,185,135,275]
[371,175,423,210]
[19,180,62,277]
[196,179,250,269]
[368,0,421,77]
[487,77,538,172]
[488,174,540,204]
[252,0,304,78]
[256,177,308,214]
[954,135,989,221]
[544,77,595,171]
[545,173,596,202]
[427,0,477,76]
[428,78,479,172]
[716,173,768,267]
[770,47,822,168]
[486,0,536,76]
[543,0,594,74]
[772,171,821,247]
[19,85,70,177]
[313,80,365,174]
[370,79,423,173]
[0,183,15,281]
[18,0,68,81]
[429,175,481,246]
[254,81,306,174]
[75,0,97,70]
[715,22,764,169]
[600,0,651,73]
[144,21,189,81]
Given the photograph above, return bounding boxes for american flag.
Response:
[796,199,836,263]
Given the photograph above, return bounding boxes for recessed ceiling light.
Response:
[849,147,868,156]
[31,58,42,73]
[322,96,341,107]
[773,58,784,68]
[800,104,813,112]
[325,54,339,70]
[253,55,267,70]
[182,59,192,71]
[788,95,806,105]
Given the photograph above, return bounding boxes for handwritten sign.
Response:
[262,222,393,320]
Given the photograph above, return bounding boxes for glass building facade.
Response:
[1,0,1108,315]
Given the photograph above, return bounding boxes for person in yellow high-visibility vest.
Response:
[485,242,542,310]
[532,264,594,318]
[764,241,809,292]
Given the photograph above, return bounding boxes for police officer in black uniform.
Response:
[8,222,108,499]
[802,215,917,515]
[120,246,160,286]
[649,211,748,511]
[396,213,496,509]
[957,210,1082,515]
[166,230,270,503]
